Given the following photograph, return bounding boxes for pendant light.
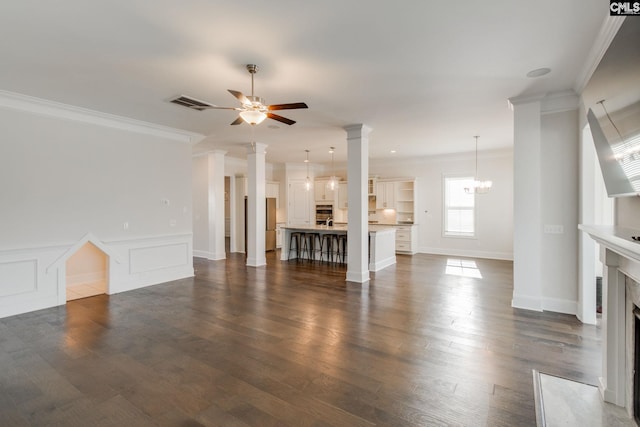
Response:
[327,147,338,191]
[464,136,492,194]
[304,149,312,191]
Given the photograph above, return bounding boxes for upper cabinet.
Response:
[394,180,415,223]
[266,181,280,209]
[314,179,335,202]
[368,177,377,196]
[375,181,396,209]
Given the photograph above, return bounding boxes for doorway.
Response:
[65,242,108,301]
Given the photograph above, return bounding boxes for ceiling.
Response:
[0,1,607,164]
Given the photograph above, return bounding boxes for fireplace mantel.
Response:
[580,224,640,417]
[580,225,640,284]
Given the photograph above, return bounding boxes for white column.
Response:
[510,98,543,311]
[246,142,267,267]
[345,124,371,283]
[599,247,626,406]
[207,150,227,260]
[578,127,597,324]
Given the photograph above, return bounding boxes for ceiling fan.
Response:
[193,64,308,126]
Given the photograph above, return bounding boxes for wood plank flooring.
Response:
[0,251,601,426]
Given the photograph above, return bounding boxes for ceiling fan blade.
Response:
[268,102,308,111]
[230,116,244,126]
[228,89,250,105]
[197,105,241,110]
[267,113,296,125]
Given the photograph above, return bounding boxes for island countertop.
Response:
[282,225,395,233]
[280,225,396,271]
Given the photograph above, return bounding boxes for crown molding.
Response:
[540,90,579,115]
[0,90,205,144]
[508,90,579,115]
[573,16,625,95]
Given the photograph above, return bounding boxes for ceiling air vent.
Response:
[169,95,213,111]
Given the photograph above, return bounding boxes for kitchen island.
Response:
[281,225,396,272]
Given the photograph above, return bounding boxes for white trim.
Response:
[193,250,226,261]
[47,232,121,273]
[442,174,476,238]
[541,297,578,315]
[512,294,544,312]
[418,246,513,261]
[574,16,626,94]
[0,90,205,144]
[369,255,396,272]
[540,90,579,115]
[346,270,370,283]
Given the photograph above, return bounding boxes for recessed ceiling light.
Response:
[390,150,397,154]
[526,67,551,78]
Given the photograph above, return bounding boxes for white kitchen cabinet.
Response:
[288,180,311,226]
[368,177,377,196]
[266,181,280,209]
[375,181,396,209]
[314,179,335,202]
[337,182,348,209]
[276,223,285,248]
[394,224,417,254]
[394,180,415,223]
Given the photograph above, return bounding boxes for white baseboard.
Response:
[418,246,513,261]
[542,297,577,315]
[193,250,226,260]
[370,255,396,272]
[512,294,543,312]
[346,270,370,283]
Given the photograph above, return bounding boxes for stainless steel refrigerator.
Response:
[265,197,277,251]
[244,197,278,252]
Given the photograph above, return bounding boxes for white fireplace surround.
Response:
[580,224,640,419]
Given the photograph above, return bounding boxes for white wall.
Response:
[370,150,514,260]
[616,197,640,229]
[511,91,581,315]
[540,109,580,307]
[0,93,198,318]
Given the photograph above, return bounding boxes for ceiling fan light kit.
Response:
[239,109,267,125]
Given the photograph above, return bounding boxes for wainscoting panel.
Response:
[0,233,194,319]
[129,242,189,274]
[0,258,38,297]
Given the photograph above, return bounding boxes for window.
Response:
[443,176,475,237]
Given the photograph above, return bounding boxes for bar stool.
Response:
[336,234,348,264]
[305,233,321,261]
[320,234,333,263]
[298,232,310,260]
[288,232,303,260]
[330,234,340,263]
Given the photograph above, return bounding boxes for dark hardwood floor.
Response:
[0,251,600,426]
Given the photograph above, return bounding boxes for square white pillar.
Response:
[246,142,267,267]
[345,124,371,283]
[208,150,227,260]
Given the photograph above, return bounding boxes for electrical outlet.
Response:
[161,199,170,206]
[123,222,129,230]
[543,224,564,234]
